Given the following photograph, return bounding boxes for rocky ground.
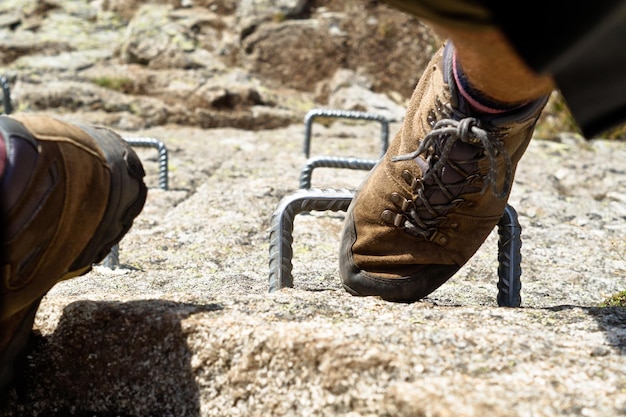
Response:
[1,1,626,416]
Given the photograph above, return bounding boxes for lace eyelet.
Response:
[429,232,449,245]
[390,193,411,211]
[401,170,413,184]
[381,209,403,228]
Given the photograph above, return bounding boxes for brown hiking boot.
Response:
[0,114,147,393]
[339,43,548,302]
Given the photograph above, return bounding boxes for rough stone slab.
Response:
[2,122,625,417]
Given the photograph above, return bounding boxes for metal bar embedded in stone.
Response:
[496,204,523,307]
[101,244,120,270]
[101,137,169,269]
[125,137,169,191]
[1,75,12,114]
[268,185,523,306]
[299,156,377,189]
[303,108,391,158]
[268,188,354,292]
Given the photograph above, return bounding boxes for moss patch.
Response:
[600,291,626,307]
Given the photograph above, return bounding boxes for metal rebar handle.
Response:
[268,188,355,292]
[299,156,377,189]
[124,137,169,191]
[303,108,391,158]
[496,204,523,307]
[267,186,523,307]
[1,75,12,114]
[101,138,169,269]
[101,244,120,269]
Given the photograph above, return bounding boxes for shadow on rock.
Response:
[2,299,222,417]
[587,306,626,354]
[546,304,626,355]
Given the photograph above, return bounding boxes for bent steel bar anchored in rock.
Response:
[299,156,378,189]
[303,108,391,158]
[268,188,354,292]
[124,137,169,191]
[268,187,522,307]
[496,204,523,307]
[101,137,169,269]
[0,75,12,115]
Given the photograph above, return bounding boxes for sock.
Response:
[452,50,529,115]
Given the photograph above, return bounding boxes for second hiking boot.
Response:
[339,43,548,302]
[0,114,147,394]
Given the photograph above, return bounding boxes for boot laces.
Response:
[387,117,512,239]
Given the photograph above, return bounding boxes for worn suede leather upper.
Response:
[0,114,111,320]
[339,45,548,301]
[0,114,147,392]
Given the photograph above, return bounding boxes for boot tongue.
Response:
[422,137,481,184]
[419,138,482,206]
